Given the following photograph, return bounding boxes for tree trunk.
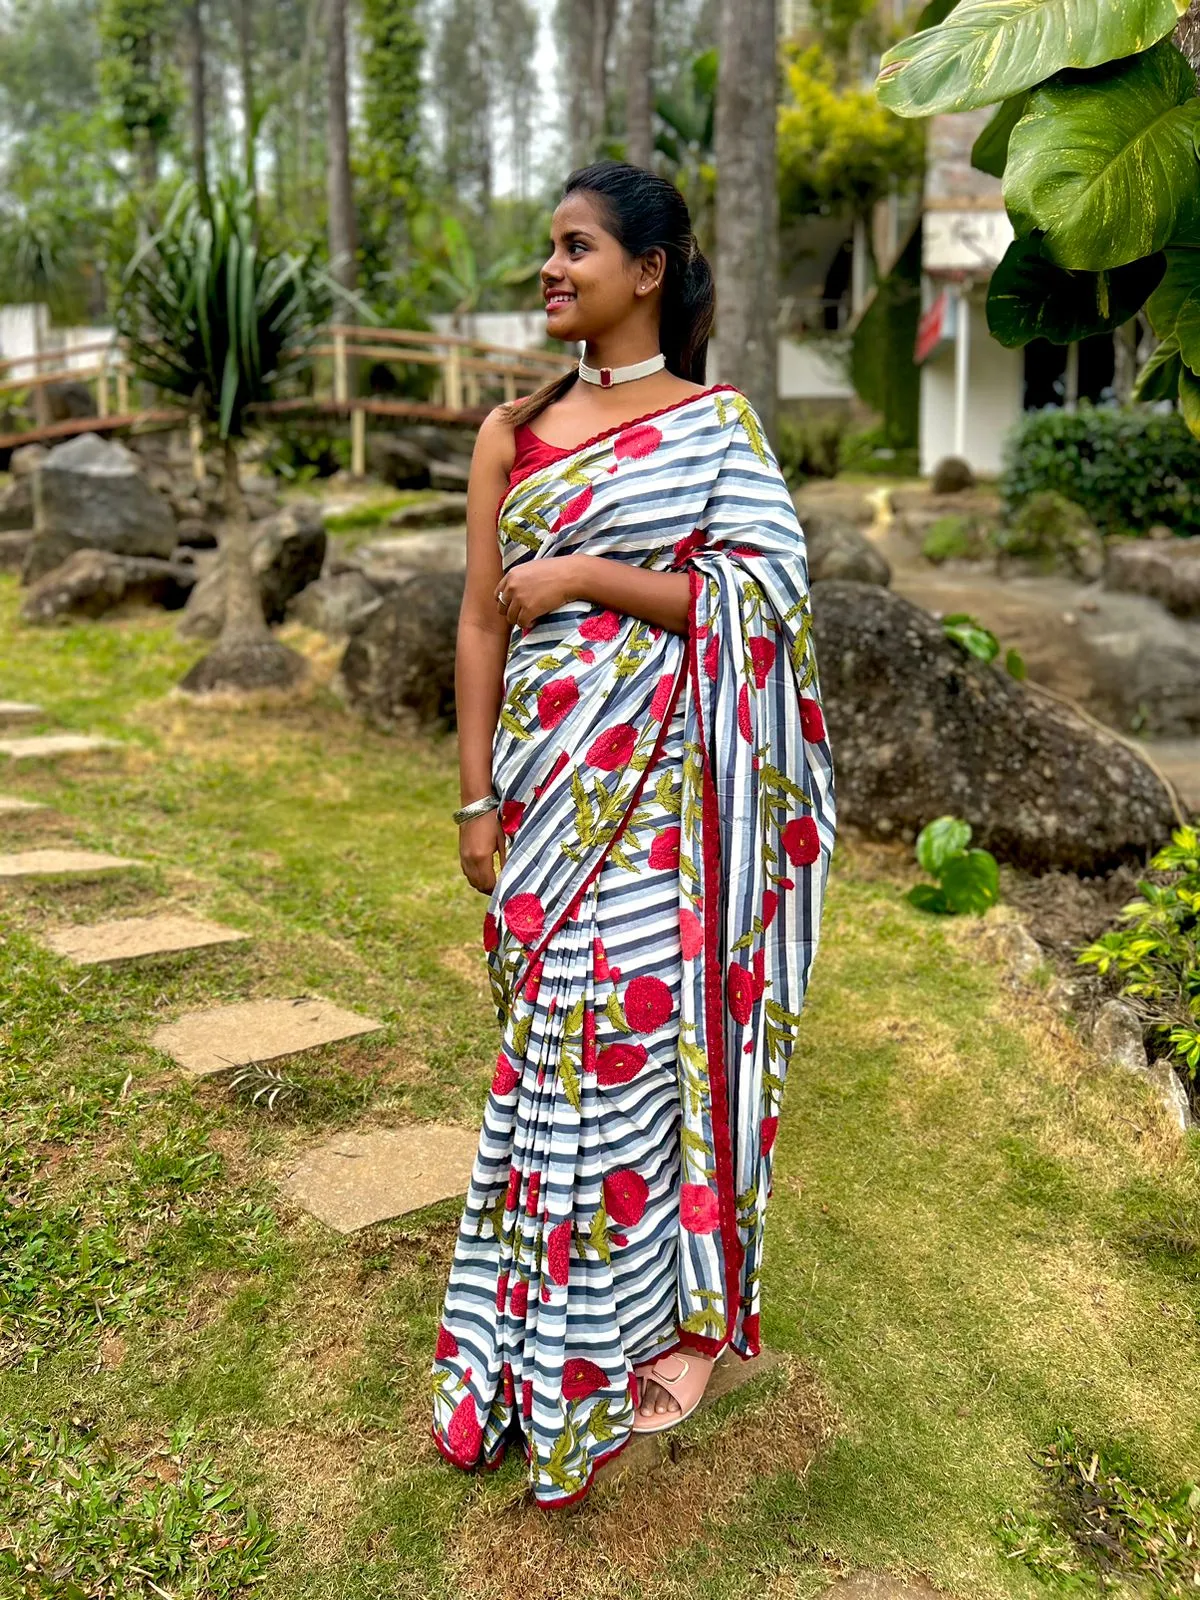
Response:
[559,0,617,169]
[588,0,618,160]
[625,0,655,169]
[179,437,309,694]
[186,0,211,212]
[326,0,357,294]
[1176,2,1200,70]
[715,0,778,441]
[236,0,258,193]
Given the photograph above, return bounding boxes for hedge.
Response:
[1000,405,1200,536]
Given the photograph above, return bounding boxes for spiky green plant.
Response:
[116,176,333,693]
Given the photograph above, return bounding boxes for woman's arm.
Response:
[497,554,691,636]
[456,406,517,895]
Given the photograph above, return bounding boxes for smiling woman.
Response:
[429,159,838,1508]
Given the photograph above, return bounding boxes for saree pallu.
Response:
[430,383,837,1507]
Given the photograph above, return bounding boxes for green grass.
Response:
[1,577,1198,1599]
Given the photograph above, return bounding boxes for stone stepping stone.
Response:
[0,734,123,760]
[151,995,383,1079]
[0,701,42,722]
[0,847,143,879]
[593,1347,786,1490]
[43,912,249,967]
[815,1577,949,1600]
[0,795,47,813]
[279,1124,479,1233]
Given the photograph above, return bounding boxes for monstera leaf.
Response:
[876,0,1188,116]
[1147,247,1200,367]
[1133,335,1184,400]
[1003,43,1200,271]
[971,94,1028,178]
[987,236,1165,346]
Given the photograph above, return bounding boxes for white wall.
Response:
[919,287,1022,476]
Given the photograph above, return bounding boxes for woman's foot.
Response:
[632,1349,720,1431]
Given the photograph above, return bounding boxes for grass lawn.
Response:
[1,574,1198,1600]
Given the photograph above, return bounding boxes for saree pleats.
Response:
[431,384,837,1506]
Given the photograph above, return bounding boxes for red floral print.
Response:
[604,1167,649,1226]
[580,609,621,641]
[737,682,753,742]
[727,962,755,1024]
[680,1183,720,1233]
[596,1041,648,1086]
[499,800,525,836]
[482,912,499,952]
[522,956,544,1003]
[742,1311,761,1350]
[593,937,611,982]
[547,1219,573,1285]
[582,1008,597,1074]
[703,631,719,681]
[521,1379,534,1417]
[552,484,594,530]
[511,1276,529,1318]
[762,1116,779,1155]
[537,676,579,730]
[613,422,663,461]
[624,974,673,1032]
[533,749,570,797]
[781,816,820,866]
[504,893,545,945]
[447,1392,482,1464]
[672,527,706,565]
[679,908,704,960]
[525,1171,541,1216]
[650,672,676,721]
[799,696,826,742]
[492,1052,519,1096]
[648,826,680,870]
[752,946,766,998]
[585,723,638,771]
[562,1356,610,1401]
[748,635,777,688]
[435,1322,458,1360]
[761,889,778,930]
[505,1167,521,1211]
[503,1363,515,1405]
[495,1269,509,1311]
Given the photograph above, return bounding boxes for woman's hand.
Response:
[459,811,506,894]
[495,556,581,631]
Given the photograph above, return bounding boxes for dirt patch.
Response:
[816,1575,954,1600]
[443,1355,836,1600]
[1001,862,1146,964]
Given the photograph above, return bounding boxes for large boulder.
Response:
[177,502,326,640]
[0,530,32,571]
[0,474,32,531]
[353,527,466,582]
[19,549,197,623]
[811,580,1176,874]
[334,572,464,729]
[802,512,891,586]
[1104,536,1200,617]
[365,434,432,489]
[23,433,177,582]
[44,379,96,422]
[286,570,383,636]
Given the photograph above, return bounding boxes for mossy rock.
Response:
[921,515,991,564]
[995,491,1104,579]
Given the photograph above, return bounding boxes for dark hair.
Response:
[505,160,715,429]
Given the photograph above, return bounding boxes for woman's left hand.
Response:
[494,556,581,630]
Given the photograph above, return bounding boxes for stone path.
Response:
[816,1577,949,1600]
[0,733,123,760]
[0,700,42,722]
[0,847,143,878]
[279,1124,480,1232]
[0,795,46,813]
[43,912,249,966]
[150,995,384,1078]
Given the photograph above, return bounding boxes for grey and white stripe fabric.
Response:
[431,384,837,1507]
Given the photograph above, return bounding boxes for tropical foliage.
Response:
[877,0,1200,435]
[906,815,1001,916]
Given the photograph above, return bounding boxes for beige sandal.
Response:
[631,1348,723,1434]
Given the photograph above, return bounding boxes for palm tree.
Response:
[116,177,333,693]
[715,0,779,440]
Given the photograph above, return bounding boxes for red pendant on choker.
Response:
[600,369,612,387]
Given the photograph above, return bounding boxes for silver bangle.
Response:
[453,793,500,826]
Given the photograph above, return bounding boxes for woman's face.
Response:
[540,191,662,341]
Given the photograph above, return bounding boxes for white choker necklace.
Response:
[577,352,666,388]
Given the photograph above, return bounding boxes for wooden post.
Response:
[333,330,348,403]
[189,415,206,483]
[116,366,129,415]
[97,369,109,418]
[351,405,366,477]
[446,343,463,411]
[503,371,517,404]
[465,369,481,408]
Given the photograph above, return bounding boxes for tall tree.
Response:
[488,0,538,200]
[185,0,211,209]
[326,0,357,291]
[625,0,656,168]
[234,0,258,192]
[97,0,179,194]
[556,0,618,170]
[361,0,424,214]
[715,0,778,437]
[431,0,492,212]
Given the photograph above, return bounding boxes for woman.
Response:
[430,160,836,1508]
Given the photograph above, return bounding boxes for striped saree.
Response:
[430,383,837,1507]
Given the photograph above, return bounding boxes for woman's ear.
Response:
[636,245,667,296]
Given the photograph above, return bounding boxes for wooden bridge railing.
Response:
[0,323,574,462]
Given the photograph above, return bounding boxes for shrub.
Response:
[1001,405,1200,536]
[993,490,1105,578]
[906,815,1000,916]
[922,514,986,563]
[776,414,843,485]
[840,423,920,478]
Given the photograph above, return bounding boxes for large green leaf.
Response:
[987,235,1164,346]
[971,94,1028,179]
[1003,42,1200,271]
[876,0,1187,117]
[1132,335,1183,400]
[1146,247,1200,369]
[1178,364,1200,437]
[915,0,960,28]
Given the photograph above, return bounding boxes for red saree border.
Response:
[682,565,745,1352]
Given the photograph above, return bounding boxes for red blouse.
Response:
[495,422,572,523]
